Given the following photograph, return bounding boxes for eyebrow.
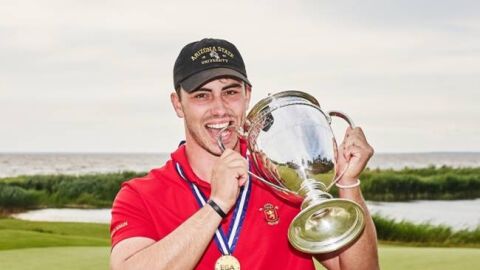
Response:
[194,82,242,93]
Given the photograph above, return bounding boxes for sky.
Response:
[1,0,479,153]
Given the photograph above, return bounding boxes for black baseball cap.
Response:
[173,38,251,92]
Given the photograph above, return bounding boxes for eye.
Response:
[193,92,209,100]
[224,89,239,96]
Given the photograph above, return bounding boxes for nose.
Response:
[210,95,228,117]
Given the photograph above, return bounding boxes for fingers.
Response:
[340,127,374,160]
[344,127,365,142]
[221,150,248,169]
[211,150,249,212]
[221,149,246,161]
[343,144,367,162]
[342,127,369,148]
[237,174,248,187]
[219,149,249,183]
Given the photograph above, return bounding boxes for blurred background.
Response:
[1,1,479,269]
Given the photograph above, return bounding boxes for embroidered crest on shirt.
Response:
[259,203,279,225]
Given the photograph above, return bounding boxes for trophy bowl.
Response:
[234,90,365,254]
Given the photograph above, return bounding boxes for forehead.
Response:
[199,77,244,89]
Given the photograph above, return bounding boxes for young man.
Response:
[110,38,379,270]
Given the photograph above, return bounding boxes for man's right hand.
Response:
[209,149,248,214]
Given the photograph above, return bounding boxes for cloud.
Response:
[0,0,479,152]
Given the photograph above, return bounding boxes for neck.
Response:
[185,145,216,182]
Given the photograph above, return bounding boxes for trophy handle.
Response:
[327,110,356,128]
[216,125,299,196]
[325,110,356,191]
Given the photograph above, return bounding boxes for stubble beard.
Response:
[185,116,241,157]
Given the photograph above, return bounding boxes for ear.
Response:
[245,84,252,110]
[170,92,184,118]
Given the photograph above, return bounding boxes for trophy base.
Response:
[288,199,365,254]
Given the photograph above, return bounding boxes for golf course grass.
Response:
[378,246,480,270]
[1,245,479,270]
[1,217,479,269]
[0,247,110,270]
[0,218,109,250]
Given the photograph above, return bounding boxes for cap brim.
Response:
[180,68,251,92]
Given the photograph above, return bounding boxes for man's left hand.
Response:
[336,127,374,182]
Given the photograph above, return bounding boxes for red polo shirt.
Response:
[110,144,315,269]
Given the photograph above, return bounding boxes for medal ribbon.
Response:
[175,161,251,256]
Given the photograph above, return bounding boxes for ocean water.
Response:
[11,199,480,230]
[0,153,169,178]
[1,152,479,178]
[367,199,480,230]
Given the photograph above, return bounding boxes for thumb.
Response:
[237,172,248,187]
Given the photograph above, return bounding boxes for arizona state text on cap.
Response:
[173,38,251,92]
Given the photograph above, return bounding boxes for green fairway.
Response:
[1,218,479,269]
[0,229,108,250]
[0,246,109,270]
[0,245,479,270]
[0,218,109,250]
[379,246,480,270]
[0,217,109,238]
[313,246,480,270]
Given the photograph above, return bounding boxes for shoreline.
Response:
[2,152,480,178]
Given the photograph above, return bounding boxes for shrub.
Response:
[0,184,40,208]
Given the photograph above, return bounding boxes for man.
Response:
[110,38,379,270]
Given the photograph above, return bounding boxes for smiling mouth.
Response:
[206,122,231,130]
[205,121,235,142]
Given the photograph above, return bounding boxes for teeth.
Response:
[206,122,230,129]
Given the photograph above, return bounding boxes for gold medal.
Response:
[214,255,240,270]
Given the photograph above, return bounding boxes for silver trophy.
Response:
[218,90,365,254]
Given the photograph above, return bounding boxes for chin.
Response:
[208,139,239,156]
